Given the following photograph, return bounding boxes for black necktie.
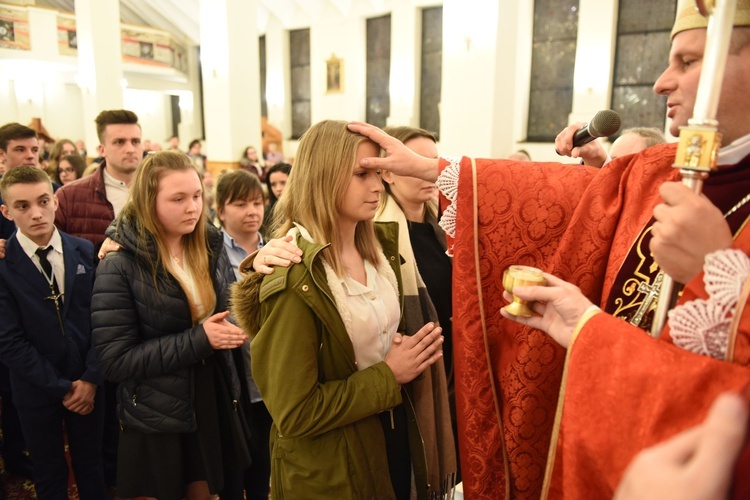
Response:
[36,246,59,295]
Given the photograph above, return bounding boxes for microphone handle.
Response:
[572,123,596,148]
[555,123,594,156]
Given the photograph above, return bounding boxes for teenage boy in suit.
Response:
[0,166,106,498]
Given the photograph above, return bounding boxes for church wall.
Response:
[0,1,669,165]
[0,2,196,149]
[123,88,172,148]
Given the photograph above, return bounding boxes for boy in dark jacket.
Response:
[0,166,106,498]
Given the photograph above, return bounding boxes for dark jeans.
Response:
[0,364,28,475]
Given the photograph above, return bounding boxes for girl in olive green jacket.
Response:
[232,120,445,500]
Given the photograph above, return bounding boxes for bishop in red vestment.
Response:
[349,1,750,495]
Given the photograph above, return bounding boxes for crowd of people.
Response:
[0,111,295,499]
[1,0,750,499]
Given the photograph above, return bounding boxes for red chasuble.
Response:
[543,225,750,499]
[447,141,750,498]
[447,143,681,498]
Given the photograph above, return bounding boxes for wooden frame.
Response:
[326,54,343,94]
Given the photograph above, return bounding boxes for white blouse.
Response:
[341,260,401,371]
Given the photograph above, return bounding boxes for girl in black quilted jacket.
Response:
[91,151,252,500]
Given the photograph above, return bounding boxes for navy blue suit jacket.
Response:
[0,230,101,408]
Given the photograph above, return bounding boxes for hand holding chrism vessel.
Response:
[502,265,546,317]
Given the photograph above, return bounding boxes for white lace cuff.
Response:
[703,249,750,306]
[436,156,462,238]
[669,249,750,360]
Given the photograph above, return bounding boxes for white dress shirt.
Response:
[17,227,65,297]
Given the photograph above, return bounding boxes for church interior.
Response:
[0,0,677,173]
[3,0,709,498]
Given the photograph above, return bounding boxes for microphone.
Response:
[572,109,621,148]
[556,110,622,155]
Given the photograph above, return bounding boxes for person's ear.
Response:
[1,204,12,221]
[381,170,395,184]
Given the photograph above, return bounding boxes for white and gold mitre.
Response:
[672,0,750,38]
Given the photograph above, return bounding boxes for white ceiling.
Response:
[35,0,389,45]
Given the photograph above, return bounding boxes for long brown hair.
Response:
[44,138,74,178]
[119,150,215,321]
[53,154,86,184]
[48,139,76,164]
[272,120,382,276]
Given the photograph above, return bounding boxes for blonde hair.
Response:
[118,150,215,321]
[272,120,382,276]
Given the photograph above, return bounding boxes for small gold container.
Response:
[502,265,546,317]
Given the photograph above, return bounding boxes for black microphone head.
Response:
[588,110,621,138]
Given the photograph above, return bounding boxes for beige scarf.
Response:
[376,194,458,498]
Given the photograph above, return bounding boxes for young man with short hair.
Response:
[0,123,40,171]
[0,122,46,480]
[0,123,43,241]
[53,109,142,491]
[0,166,106,498]
[55,109,142,252]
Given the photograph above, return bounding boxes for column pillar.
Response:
[440,0,512,157]
[387,3,419,127]
[265,16,290,140]
[176,47,204,152]
[25,7,57,128]
[569,0,618,124]
[75,0,125,150]
[200,0,262,175]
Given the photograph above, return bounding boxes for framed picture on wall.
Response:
[326,54,343,94]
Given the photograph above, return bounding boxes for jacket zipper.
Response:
[131,381,140,406]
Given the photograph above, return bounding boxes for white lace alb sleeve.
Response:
[668,249,750,360]
[435,156,462,238]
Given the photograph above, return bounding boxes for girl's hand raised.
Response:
[204,311,248,350]
[385,322,444,385]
